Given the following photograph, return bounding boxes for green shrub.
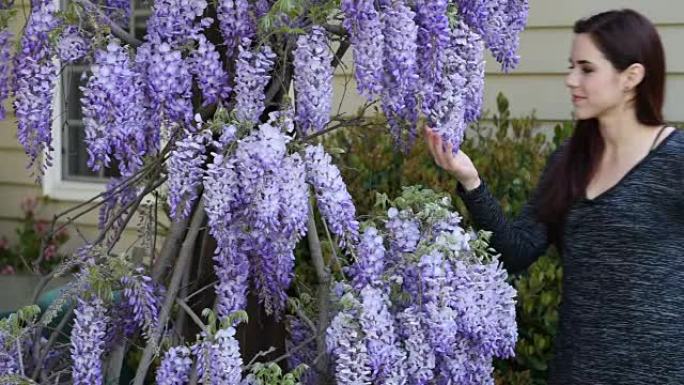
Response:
[327,93,572,385]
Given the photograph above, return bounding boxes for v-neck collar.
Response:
[583,129,679,202]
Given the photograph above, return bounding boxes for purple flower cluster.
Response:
[104,0,131,27]
[456,22,486,125]
[57,26,89,64]
[204,112,310,317]
[194,327,243,384]
[359,286,406,382]
[145,0,209,48]
[234,41,277,124]
[293,26,333,136]
[120,268,160,341]
[348,226,386,290]
[70,297,109,385]
[386,207,421,254]
[286,316,319,385]
[327,189,517,384]
[136,41,193,125]
[381,0,419,152]
[188,35,231,107]
[0,30,12,120]
[168,129,212,220]
[424,21,484,153]
[0,330,19,378]
[81,41,156,176]
[155,346,193,385]
[98,178,141,238]
[456,0,529,72]
[414,0,450,113]
[217,0,256,56]
[13,1,60,175]
[326,304,373,385]
[397,307,436,384]
[340,0,384,98]
[304,144,360,249]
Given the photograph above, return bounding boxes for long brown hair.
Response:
[536,9,666,241]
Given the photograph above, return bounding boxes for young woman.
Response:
[425,9,683,385]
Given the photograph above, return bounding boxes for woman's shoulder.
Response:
[656,128,683,161]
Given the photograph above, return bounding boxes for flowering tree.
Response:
[0,0,527,384]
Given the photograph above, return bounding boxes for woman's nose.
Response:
[565,70,578,89]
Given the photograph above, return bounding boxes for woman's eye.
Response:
[581,68,593,74]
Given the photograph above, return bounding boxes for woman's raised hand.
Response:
[423,126,481,191]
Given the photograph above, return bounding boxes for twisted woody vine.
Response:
[0,0,528,383]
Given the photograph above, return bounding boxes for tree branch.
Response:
[306,199,332,384]
[133,198,207,385]
[73,0,143,47]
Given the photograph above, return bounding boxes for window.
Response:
[43,1,150,200]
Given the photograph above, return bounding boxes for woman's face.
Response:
[565,33,630,120]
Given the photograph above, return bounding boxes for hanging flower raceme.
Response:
[12,0,60,175]
[456,0,529,72]
[70,297,109,385]
[136,39,194,125]
[168,129,212,220]
[234,40,277,124]
[81,41,156,176]
[145,0,209,48]
[189,35,231,107]
[326,297,374,385]
[57,25,89,64]
[304,144,360,250]
[456,21,486,124]
[381,0,419,152]
[340,0,384,99]
[204,112,309,318]
[155,346,193,385]
[0,30,12,120]
[193,327,243,384]
[347,226,386,290]
[293,26,333,136]
[414,0,451,114]
[120,268,160,342]
[424,20,485,154]
[217,0,256,56]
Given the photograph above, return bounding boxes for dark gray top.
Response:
[457,129,684,385]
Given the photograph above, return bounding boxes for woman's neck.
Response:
[597,112,659,159]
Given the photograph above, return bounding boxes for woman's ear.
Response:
[622,63,645,92]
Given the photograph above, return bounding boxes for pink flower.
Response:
[0,265,15,275]
[21,197,39,215]
[34,220,48,235]
[44,244,57,261]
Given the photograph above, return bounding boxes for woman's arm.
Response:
[424,126,558,273]
[457,180,550,273]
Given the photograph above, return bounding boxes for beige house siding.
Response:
[1,0,683,253]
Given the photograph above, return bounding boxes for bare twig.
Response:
[133,198,207,385]
[31,307,73,380]
[176,298,208,335]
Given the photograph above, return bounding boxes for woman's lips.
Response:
[572,95,586,104]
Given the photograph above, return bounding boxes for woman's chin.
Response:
[572,108,596,120]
